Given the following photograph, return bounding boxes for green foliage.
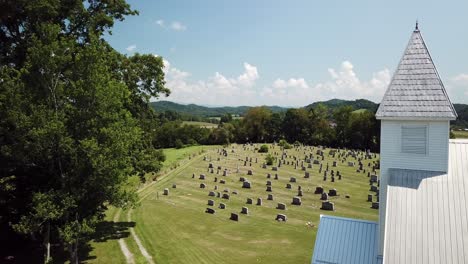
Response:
[278,139,292,149]
[175,139,184,149]
[265,153,276,165]
[0,0,168,262]
[258,144,269,153]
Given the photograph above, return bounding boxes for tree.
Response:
[282,109,310,143]
[333,106,353,147]
[243,107,272,142]
[220,113,233,123]
[0,1,168,262]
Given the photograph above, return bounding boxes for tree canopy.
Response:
[0,0,168,262]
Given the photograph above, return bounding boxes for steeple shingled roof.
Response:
[375,26,457,120]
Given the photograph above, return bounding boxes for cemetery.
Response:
[109,143,380,263]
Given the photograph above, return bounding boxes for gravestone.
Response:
[242,181,251,189]
[292,196,302,205]
[348,161,355,167]
[241,207,249,214]
[290,177,296,183]
[304,172,310,178]
[367,194,373,202]
[208,200,215,206]
[321,201,335,211]
[314,186,324,194]
[246,198,253,204]
[266,180,272,186]
[230,213,239,221]
[223,170,228,176]
[321,192,328,200]
[272,167,278,171]
[286,183,292,189]
[372,202,379,209]
[370,185,378,192]
[220,180,226,184]
[266,186,272,192]
[232,190,238,195]
[200,183,206,189]
[222,193,230,200]
[274,174,279,180]
[370,175,378,182]
[267,194,274,200]
[214,185,218,190]
[208,191,216,197]
[275,214,287,222]
[239,177,245,182]
[247,170,253,175]
[192,173,195,179]
[219,203,226,209]
[205,208,215,214]
[172,184,177,188]
[256,198,262,206]
[277,203,286,210]
[328,189,337,196]
[199,174,206,180]
[297,190,303,196]
[163,188,169,195]
[266,173,271,179]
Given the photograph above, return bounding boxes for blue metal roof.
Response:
[312,215,379,264]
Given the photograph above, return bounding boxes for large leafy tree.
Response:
[0,0,168,263]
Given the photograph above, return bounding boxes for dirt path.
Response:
[127,210,155,264]
[113,209,135,264]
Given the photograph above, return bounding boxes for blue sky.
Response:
[107,0,468,106]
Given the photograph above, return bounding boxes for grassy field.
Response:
[453,130,468,139]
[88,144,379,264]
[182,121,218,128]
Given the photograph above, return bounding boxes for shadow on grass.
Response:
[76,220,136,263]
[0,220,135,264]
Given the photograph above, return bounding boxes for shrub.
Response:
[175,139,184,149]
[278,139,292,149]
[265,154,276,165]
[258,144,269,153]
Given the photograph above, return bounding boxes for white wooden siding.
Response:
[378,120,450,255]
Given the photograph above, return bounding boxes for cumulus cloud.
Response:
[126,44,136,52]
[448,73,468,100]
[170,21,187,31]
[155,19,187,31]
[158,59,258,106]
[155,19,165,27]
[155,59,392,106]
[260,61,391,105]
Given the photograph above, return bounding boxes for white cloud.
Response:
[126,44,136,52]
[155,19,187,32]
[156,59,392,106]
[448,73,468,101]
[260,61,391,106]
[155,19,165,27]
[170,21,187,31]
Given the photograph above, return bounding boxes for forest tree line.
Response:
[152,105,381,152]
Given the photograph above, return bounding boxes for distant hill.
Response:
[150,100,468,128]
[150,101,288,117]
[305,99,379,113]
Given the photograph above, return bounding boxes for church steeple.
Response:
[375,24,457,121]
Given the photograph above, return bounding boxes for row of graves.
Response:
[163,143,380,223]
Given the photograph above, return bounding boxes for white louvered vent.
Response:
[401,126,427,155]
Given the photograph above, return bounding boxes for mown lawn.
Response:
[453,130,468,139]
[182,121,218,128]
[89,144,379,263]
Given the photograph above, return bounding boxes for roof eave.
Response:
[375,115,456,121]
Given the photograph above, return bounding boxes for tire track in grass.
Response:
[114,209,135,264]
[124,148,217,263]
[127,209,155,264]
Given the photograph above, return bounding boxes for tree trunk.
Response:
[68,241,79,264]
[44,222,51,264]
